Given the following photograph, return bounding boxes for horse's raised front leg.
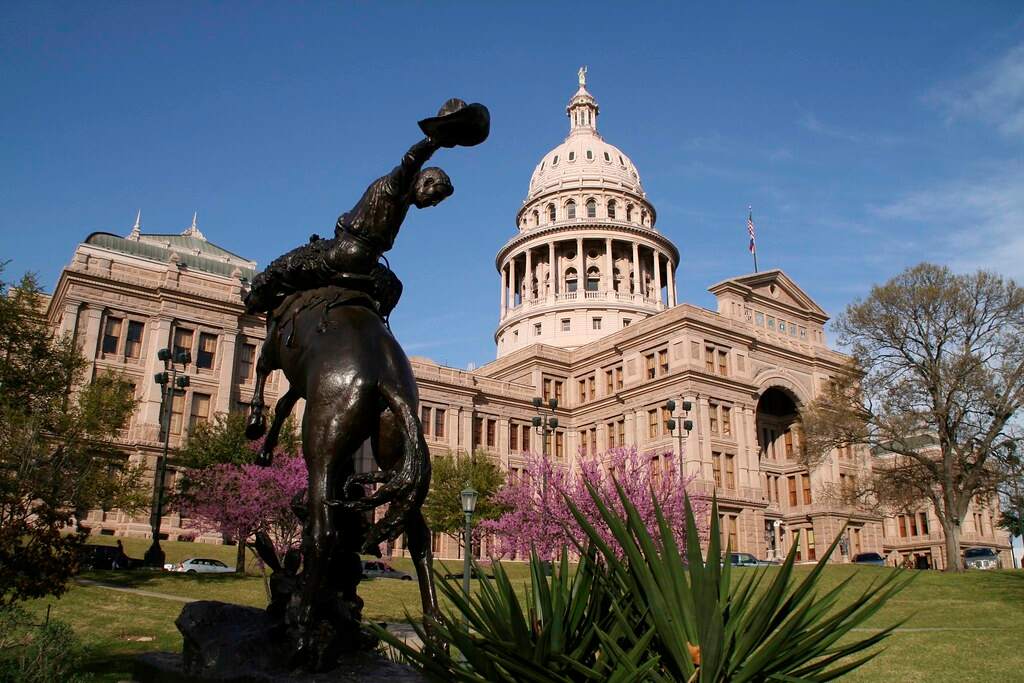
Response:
[255,388,299,467]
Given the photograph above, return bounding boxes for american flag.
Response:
[747,208,756,254]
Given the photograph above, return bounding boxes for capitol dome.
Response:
[495,69,679,358]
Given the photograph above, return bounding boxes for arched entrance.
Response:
[756,385,805,561]
[755,386,801,462]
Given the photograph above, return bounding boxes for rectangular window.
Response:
[909,513,919,536]
[510,425,519,451]
[658,349,669,375]
[807,529,816,561]
[645,353,656,379]
[578,379,587,403]
[709,403,719,435]
[622,318,631,327]
[102,317,122,355]
[543,378,553,401]
[918,512,929,536]
[661,406,672,433]
[169,390,186,435]
[238,343,256,381]
[767,316,776,331]
[561,318,571,332]
[554,380,563,404]
[725,453,735,490]
[434,408,445,438]
[799,326,807,339]
[705,346,715,373]
[473,417,483,448]
[788,476,798,507]
[589,428,597,456]
[555,431,564,458]
[614,366,623,389]
[728,515,738,551]
[717,350,728,376]
[173,327,194,359]
[647,409,658,439]
[712,452,722,487]
[420,406,432,437]
[588,375,596,400]
[486,419,496,448]
[617,419,625,446]
[606,422,617,449]
[189,392,211,431]
[898,515,907,537]
[802,475,812,505]
[125,320,144,358]
[605,370,614,394]
[534,323,542,336]
[722,406,732,436]
[784,429,794,458]
[592,317,602,330]
[793,531,802,562]
[196,332,217,369]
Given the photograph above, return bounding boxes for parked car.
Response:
[728,552,777,567]
[442,567,496,580]
[851,552,886,566]
[173,558,235,574]
[80,544,142,571]
[963,547,1001,570]
[361,560,412,581]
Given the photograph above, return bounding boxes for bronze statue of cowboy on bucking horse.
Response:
[241,98,489,670]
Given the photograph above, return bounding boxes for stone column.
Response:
[140,317,174,438]
[576,237,584,278]
[653,250,662,308]
[509,258,517,307]
[500,262,507,316]
[548,241,556,298]
[450,406,462,451]
[215,329,238,414]
[524,248,533,301]
[58,302,80,340]
[632,242,640,295]
[604,237,613,293]
[80,306,104,359]
[666,259,676,306]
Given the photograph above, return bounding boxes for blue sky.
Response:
[2,3,1023,368]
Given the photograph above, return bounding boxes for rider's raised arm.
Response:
[387,137,441,196]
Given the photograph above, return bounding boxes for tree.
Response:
[996,447,1024,562]
[483,446,708,560]
[421,450,505,552]
[175,454,307,573]
[178,410,299,469]
[0,268,145,604]
[801,263,1024,571]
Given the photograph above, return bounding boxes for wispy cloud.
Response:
[927,43,1024,139]
[797,111,903,146]
[870,162,1024,280]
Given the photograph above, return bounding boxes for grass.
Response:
[19,538,1024,682]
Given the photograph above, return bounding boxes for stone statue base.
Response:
[132,601,425,683]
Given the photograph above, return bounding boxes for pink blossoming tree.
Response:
[175,454,307,573]
[483,446,708,561]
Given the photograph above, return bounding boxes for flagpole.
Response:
[748,206,758,273]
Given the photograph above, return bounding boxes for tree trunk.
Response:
[236,539,246,574]
[941,517,963,572]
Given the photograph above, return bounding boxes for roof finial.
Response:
[128,210,142,240]
[182,211,206,240]
[578,65,587,88]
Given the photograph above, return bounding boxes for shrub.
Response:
[0,606,86,683]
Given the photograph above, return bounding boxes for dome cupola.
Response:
[494,70,680,358]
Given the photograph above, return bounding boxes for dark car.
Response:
[361,560,413,580]
[442,566,497,580]
[851,552,886,566]
[728,552,778,567]
[963,547,1001,570]
[80,544,142,571]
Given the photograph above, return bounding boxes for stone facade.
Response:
[48,73,1011,567]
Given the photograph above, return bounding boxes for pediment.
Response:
[709,269,827,320]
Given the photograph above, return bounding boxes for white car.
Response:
[173,558,235,574]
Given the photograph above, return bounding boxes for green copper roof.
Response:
[84,232,257,280]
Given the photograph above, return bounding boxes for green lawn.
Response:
[20,539,1024,682]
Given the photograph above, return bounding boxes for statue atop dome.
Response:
[578,65,587,88]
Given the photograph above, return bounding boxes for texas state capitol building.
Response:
[50,72,1009,568]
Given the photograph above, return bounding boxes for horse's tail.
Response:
[357,380,431,553]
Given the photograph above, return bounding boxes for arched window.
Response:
[586,267,601,292]
[532,210,539,227]
[604,151,611,162]
[586,198,597,218]
[565,268,578,293]
[548,203,556,222]
[607,200,617,219]
[613,267,623,292]
[641,210,648,226]
[626,204,634,222]
[566,200,576,220]
[586,149,594,160]
[568,151,575,161]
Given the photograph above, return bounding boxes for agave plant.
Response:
[371,547,659,682]
[378,483,910,682]
[566,482,913,682]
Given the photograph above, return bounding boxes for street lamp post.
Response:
[531,396,559,498]
[662,399,693,486]
[144,347,191,568]
[460,484,479,621]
